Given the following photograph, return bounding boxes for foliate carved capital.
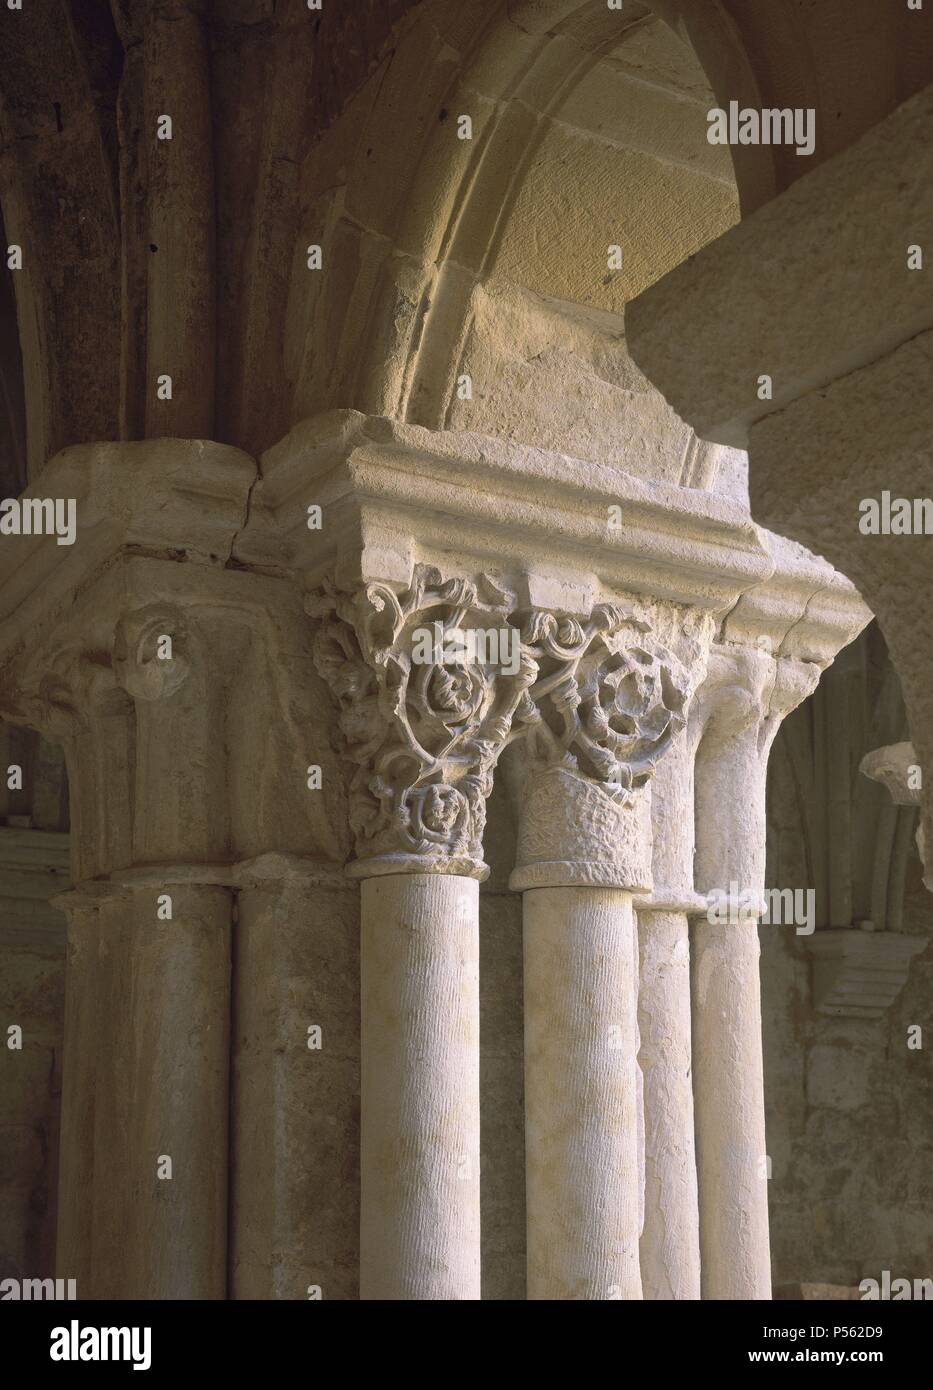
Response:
[308,565,536,878]
[511,604,691,892]
[518,605,690,805]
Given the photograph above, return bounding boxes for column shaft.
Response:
[691,915,770,1299]
[693,722,771,1300]
[637,908,700,1300]
[55,895,102,1290]
[127,884,231,1298]
[231,876,359,1300]
[359,873,480,1300]
[636,735,701,1300]
[523,885,642,1300]
[65,883,231,1298]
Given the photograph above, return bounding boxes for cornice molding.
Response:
[719,531,871,668]
[235,410,773,615]
[0,417,868,679]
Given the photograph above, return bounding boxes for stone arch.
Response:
[3,1,925,469]
[286,0,931,454]
[287,0,741,484]
[768,620,920,937]
[3,0,925,1307]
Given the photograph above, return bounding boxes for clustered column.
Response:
[6,430,868,1302]
[31,599,240,1299]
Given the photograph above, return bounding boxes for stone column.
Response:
[310,565,535,1300]
[509,603,691,1300]
[690,647,818,1300]
[634,731,705,1301]
[36,603,243,1298]
[1,548,308,1299]
[53,885,106,1292]
[520,868,642,1301]
[229,856,359,1301]
[358,872,479,1300]
[80,876,231,1300]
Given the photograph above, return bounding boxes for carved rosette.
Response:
[0,603,197,738]
[511,604,690,891]
[518,605,689,801]
[308,565,537,878]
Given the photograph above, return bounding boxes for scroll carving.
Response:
[519,605,690,807]
[308,565,536,875]
[310,570,690,876]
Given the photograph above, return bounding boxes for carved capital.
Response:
[804,929,927,1020]
[692,645,820,759]
[0,642,125,741]
[511,604,690,890]
[518,604,690,799]
[112,605,194,702]
[1,602,206,737]
[859,742,922,808]
[308,564,536,878]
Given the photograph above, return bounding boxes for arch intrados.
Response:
[344,0,744,425]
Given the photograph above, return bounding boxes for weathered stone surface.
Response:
[626,82,933,448]
[1,0,930,1308]
[749,331,933,888]
[805,930,928,1021]
[231,878,360,1300]
[359,873,481,1301]
[523,886,642,1300]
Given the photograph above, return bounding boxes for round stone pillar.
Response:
[512,765,654,1300]
[521,879,642,1299]
[357,871,481,1301]
[56,875,231,1300]
[634,732,703,1301]
[308,564,541,1299]
[230,856,359,1301]
[691,649,818,1301]
[636,900,703,1300]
